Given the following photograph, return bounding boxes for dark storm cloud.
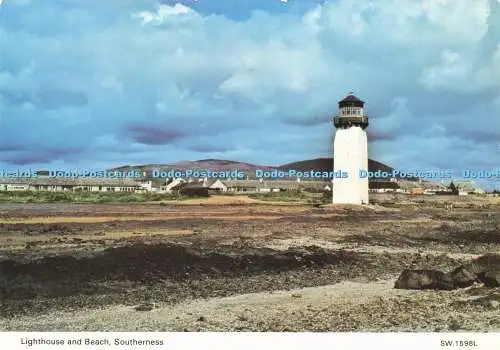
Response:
[188,144,232,153]
[458,130,500,145]
[127,126,188,145]
[367,131,395,142]
[285,115,331,127]
[0,147,83,165]
[0,143,27,152]
[0,91,33,106]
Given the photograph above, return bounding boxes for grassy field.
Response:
[0,190,180,204]
[0,190,324,205]
[248,189,325,203]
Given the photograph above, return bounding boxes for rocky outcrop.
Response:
[448,265,478,289]
[481,270,500,287]
[462,253,500,276]
[462,253,500,287]
[395,253,500,290]
[394,269,454,290]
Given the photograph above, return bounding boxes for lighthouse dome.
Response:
[339,93,364,108]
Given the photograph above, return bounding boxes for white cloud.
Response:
[133,3,194,25]
[422,0,490,41]
[420,50,473,91]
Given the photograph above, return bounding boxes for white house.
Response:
[208,179,228,192]
[160,178,186,193]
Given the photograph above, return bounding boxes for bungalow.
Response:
[220,179,330,193]
[473,187,486,195]
[159,178,186,193]
[296,180,330,192]
[420,182,448,195]
[452,181,475,196]
[397,181,423,194]
[264,180,301,192]
[369,181,400,193]
[208,179,228,192]
[0,177,145,192]
[224,179,261,192]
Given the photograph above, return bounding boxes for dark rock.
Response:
[462,253,500,287]
[478,270,500,287]
[447,266,478,288]
[134,303,154,311]
[394,269,454,290]
[448,319,462,331]
[462,253,500,276]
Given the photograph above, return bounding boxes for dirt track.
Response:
[1,195,499,331]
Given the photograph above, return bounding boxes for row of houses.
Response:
[161,178,331,194]
[0,176,329,194]
[0,177,148,192]
[162,178,484,196]
[370,180,484,196]
[0,176,486,196]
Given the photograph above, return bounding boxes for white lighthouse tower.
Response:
[332,93,369,205]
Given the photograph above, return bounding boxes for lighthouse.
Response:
[332,93,369,205]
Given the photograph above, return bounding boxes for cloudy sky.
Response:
[0,0,499,187]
